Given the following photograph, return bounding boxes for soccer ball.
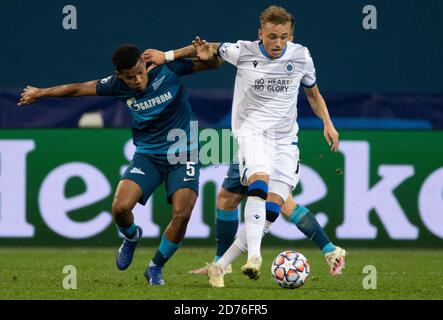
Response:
[271,250,310,289]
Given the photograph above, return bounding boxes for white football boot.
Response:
[207,262,225,288]
[189,263,232,275]
[325,246,347,276]
[240,255,262,280]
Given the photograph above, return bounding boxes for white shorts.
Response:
[237,133,300,198]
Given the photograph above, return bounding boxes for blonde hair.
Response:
[259,5,295,31]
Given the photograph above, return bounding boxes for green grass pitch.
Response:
[1,247,442,300]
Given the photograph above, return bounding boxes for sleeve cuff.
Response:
[216,43,225,58]
[301,81,316,88]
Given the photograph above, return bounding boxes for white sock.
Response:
[244,196,266,260]
[234,227,248,252]
[232,220,273,253]
[217,220,274,269]
[216,242,243,270]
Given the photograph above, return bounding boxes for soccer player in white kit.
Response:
[201,6,343,287]
[142,5,345,288]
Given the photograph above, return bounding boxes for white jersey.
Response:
[218,40,316,144]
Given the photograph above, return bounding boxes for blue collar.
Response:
[259,41,287,59]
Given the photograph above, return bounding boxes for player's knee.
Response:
[217,189,242,211]
[280,200,295,217]
[111,200,132,218]
[172,211,191,226]
[172,203,193,225]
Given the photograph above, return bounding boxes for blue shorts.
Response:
[222,163,248,195]
[121,153,200,205]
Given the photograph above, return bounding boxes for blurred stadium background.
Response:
[0,0,442,299]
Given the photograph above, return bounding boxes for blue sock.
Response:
[289,205,336,254]
[215,208,239,261]
[151,234,181,267]
[118,223,138,240]
[266,202,281,223]
[247,180,268,200]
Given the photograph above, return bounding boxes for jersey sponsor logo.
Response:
[126,98,137,109]
[284,61,295,74]
[253,78,292,92]
[252,60,259,68]
[126,91,173,112]
[100,76,112,84]
[152,75,165,91]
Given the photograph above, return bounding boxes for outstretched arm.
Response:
[191,38,224,72]
[18,80,98,106]
[304,84,339,152]
[142,37,223,73]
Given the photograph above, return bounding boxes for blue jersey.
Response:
[96,59,196,155]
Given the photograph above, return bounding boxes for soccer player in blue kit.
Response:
[18,43,220,285]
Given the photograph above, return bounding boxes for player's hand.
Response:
[142,49,165,72]
[324,122,339,152]
[193,36,213,61]
[17,86,41,106]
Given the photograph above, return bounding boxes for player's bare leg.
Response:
[112,179,142,227]
[112,179,144,270]
[145,188,197,285]
[281,197,347,275]
[165,188,197,242]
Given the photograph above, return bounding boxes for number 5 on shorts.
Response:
[186,162,196,177]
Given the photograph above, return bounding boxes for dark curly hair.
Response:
[112,44,141,72]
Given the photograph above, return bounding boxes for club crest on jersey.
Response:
[284,61,295,74]
[152,75,165,91]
